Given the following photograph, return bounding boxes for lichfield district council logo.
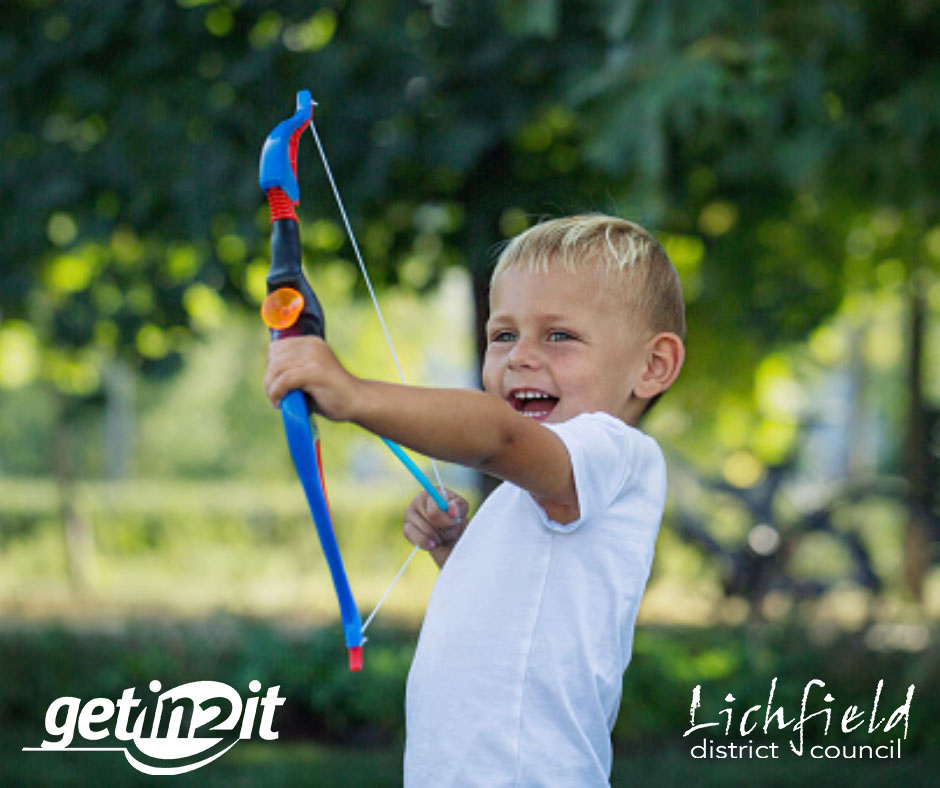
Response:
[684,678,915,761]
[22,680,285,775]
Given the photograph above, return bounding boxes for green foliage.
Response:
[0,269,473,478]
[621,623,939,752]
[3,0,939,386]
[1,738,404,788]
[3,0,939,514]
[0,617,412,743]
[0,474,461,631]
[1,13,939,779]
[2,619,937,758]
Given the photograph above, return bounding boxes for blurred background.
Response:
[2,0,939,784]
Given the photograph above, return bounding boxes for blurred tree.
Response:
[1,0,938,591]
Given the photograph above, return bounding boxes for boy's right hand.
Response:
[403,490,469,568]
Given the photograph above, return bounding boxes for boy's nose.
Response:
[507,338,542,370]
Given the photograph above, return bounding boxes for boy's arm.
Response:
[266,337,579,522]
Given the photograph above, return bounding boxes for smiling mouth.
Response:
[509,389,559,421]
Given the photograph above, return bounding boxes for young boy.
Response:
[265,214,685,785]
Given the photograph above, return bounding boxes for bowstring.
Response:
[308,117,448,635]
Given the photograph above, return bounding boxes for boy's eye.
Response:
[548,330,574,342]
[490,330,516,343]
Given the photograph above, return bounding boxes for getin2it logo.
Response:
[23,679,286,775]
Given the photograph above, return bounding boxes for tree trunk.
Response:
[103,358,135,479]
[903,277,932,601]
[53,396,97,596]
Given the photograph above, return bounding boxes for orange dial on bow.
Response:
[261,287,304,330]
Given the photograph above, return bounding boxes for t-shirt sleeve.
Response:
[539,412,646,533]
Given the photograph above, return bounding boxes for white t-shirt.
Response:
[404,412,667,787]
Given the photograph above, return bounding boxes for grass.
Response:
[7,736,940,787]
[3,477,939,786]
[0,477,443,625]
[6,737,402,787]
[2,616,938,786]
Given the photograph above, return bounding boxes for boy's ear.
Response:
[634,332,685,399]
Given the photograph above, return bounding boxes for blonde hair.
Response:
[491,214,686,340]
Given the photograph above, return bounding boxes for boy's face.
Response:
[483,263,652,425]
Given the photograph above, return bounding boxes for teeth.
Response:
[515,390,552,400]
[522,411,550,418]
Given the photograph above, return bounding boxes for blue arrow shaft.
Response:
[381,437,449,512]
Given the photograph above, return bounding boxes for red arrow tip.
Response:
[348,646,363,672]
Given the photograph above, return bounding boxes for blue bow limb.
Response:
[281,390,364,663]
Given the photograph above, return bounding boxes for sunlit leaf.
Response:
[0,321,41,388]
[46,212,77,247]
[183,283,227,331]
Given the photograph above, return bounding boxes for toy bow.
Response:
[259,91,448,672]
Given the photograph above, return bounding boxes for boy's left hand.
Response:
[265,336,359,421]
[404,489,469,569]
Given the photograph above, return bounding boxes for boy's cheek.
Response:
[481,346,511,384]
[479,363,499,397]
